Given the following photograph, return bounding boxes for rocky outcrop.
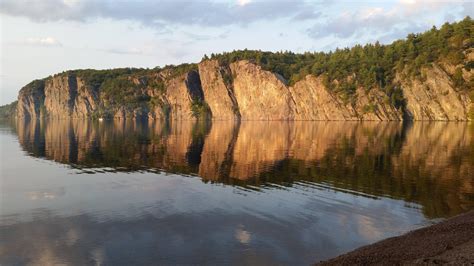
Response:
[200,60,403,121]
[399,64,471,121]
[229,60,294,120]
[16,70,204,121]
[72,78,99,118]
[354,87,404,120]
[289,75,357,120]
[198,60,239,120]
[165,70,204,120]
[14,59,472,121]
[197,59,469,121]
[17,80,45,119]
[44,74,99,118]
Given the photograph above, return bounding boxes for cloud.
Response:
[309,6,413,39]
[0,0,320,29]
[292,10,321,21]
[237,0,252,7]
[25,37,62,46]
[307,0,470,40]
[99,47,144,55]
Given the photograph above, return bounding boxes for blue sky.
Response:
[0,0,472,105]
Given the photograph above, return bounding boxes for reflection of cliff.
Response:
[15,120,474,218]
[198,121,238,180]
[16,119,208,174]
[229,122,290,180]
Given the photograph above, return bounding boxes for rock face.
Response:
[17,80,45,119]
[198,59,469,121]
[44,74,99,118]
[200,60,405,121]
[399,64,471,121]
[197,60,239,120]
[15,59,472,121]
[165,70,204,120]
[229,60,294,120]
[290,75,355,121]
[17,70,203,121]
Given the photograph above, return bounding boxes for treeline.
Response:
[0,101,18,120]
[206,17,473,108]
[11,17,473,117]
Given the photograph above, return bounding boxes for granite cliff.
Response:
[6,18,473,121]
[12,57,472,121]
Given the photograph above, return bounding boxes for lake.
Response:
[1,119,473,265]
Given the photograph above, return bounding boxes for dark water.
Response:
[1,119,473,265]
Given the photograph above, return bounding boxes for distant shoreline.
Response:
[318,210,474,265]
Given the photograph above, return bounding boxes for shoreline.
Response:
[318,210,474,265]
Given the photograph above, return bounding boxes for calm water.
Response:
[1,119,473,265]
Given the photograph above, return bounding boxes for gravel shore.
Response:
[318,210,474,265]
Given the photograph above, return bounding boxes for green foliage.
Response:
[191,99,210,119]
[469,91,474,120]
[207,17,473,100]
[22,79,45,94]
[0,101,18,120]
[469,106,474,120]
[66,68,144,89]
[162,63,198,79]
[221,70,233,87]
[363,103,378,114]
[65,64,198,116]
[100,77,148,108]
[452,67,465,89]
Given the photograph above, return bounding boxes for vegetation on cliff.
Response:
[12,17,473,121]
[208,16,473,108]
[0,101,18,120]
[51,64,199,119]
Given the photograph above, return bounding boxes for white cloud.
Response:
[237,0,252,6]
[0,0,319,29]
[25,37,62,46]
[100,47,144,55]
[307,0,469,40]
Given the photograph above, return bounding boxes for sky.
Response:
[0,0,472,105]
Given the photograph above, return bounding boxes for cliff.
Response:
[10,18,473,121]
[13,58,472,121]
[13,60,473,121]
[16,67,206,121]
[398,64,472,120]
[197,58,471,121]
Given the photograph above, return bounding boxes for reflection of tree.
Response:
[13,119,474,218]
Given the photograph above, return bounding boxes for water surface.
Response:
[1,120,473,265]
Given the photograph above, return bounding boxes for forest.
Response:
[1,17,472,119]
[208,16,473,108]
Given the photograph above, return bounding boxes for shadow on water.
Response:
[10,119,474,219]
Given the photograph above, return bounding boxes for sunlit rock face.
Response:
[229,61,294,121]
[289,76,357,121]
[15,56,472,121]
[198,60,470,121]
[16,70,204,121]
[165,70,204,121]
[44,74,99,119]
[198,60,239,120]
[399,64,472,121]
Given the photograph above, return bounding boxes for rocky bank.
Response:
[13,55,473,121]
